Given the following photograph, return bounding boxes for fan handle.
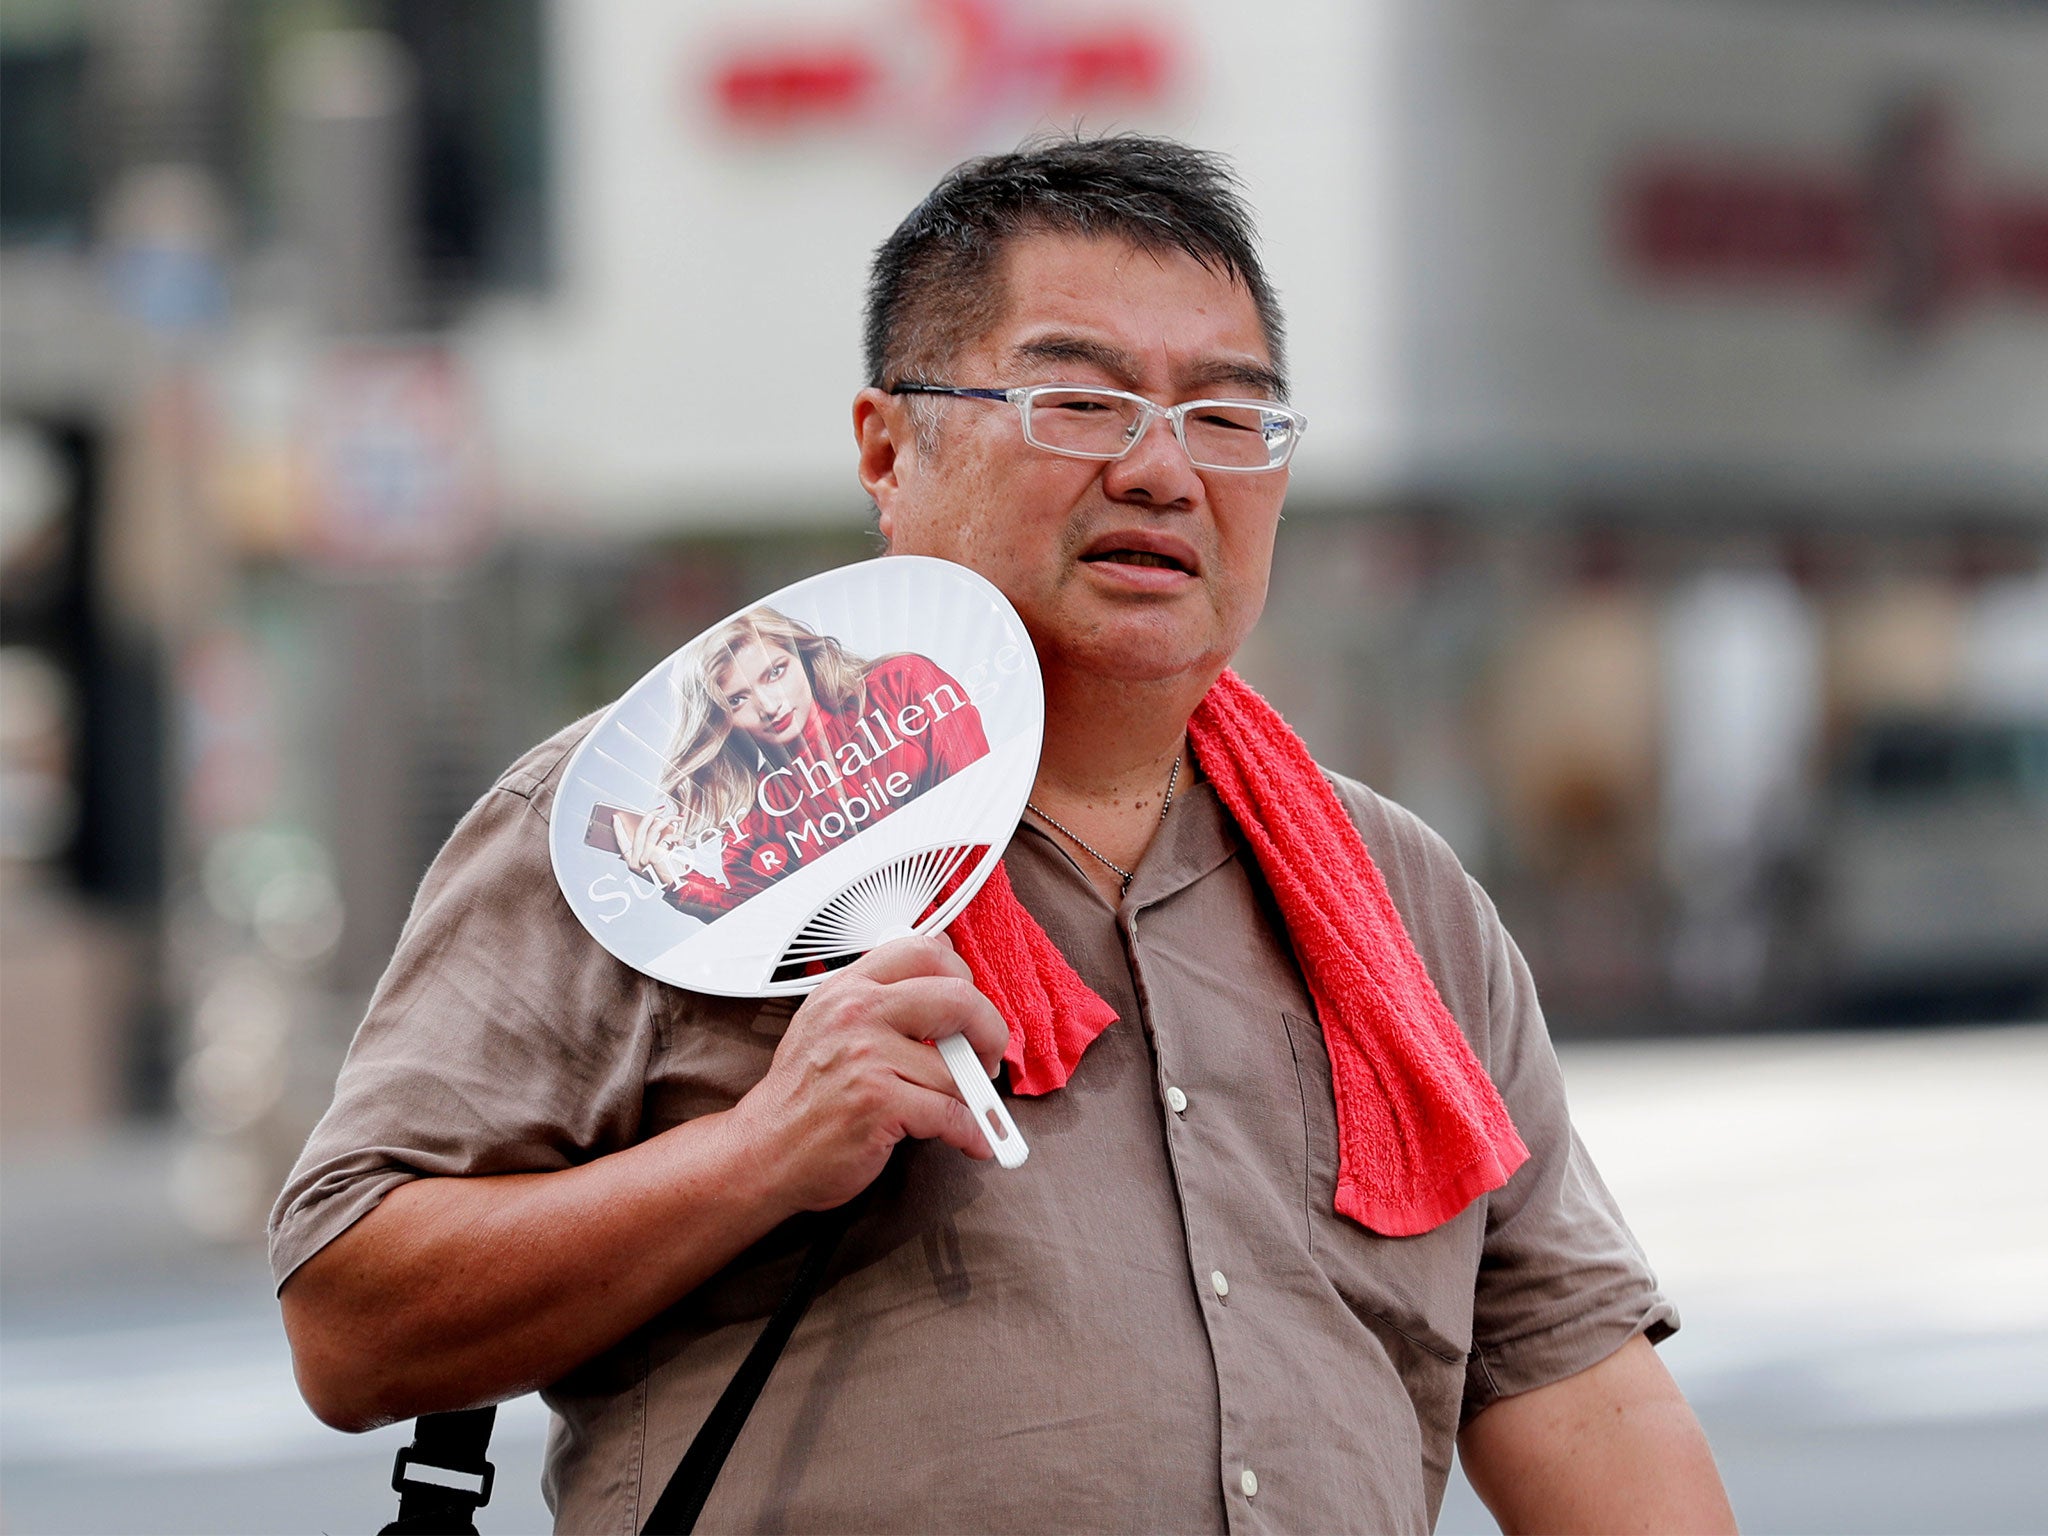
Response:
[937,1033,1029,1170]
[879,926,1029,1169]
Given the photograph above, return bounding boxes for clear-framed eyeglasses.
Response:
[888,382,1307,472]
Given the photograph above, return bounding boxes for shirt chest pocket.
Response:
[1280,1010,1483,1367]
[642,995,787,1135]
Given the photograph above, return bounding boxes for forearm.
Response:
[1457,1334,1735,1534]
[281,1105,798,1431]
[281,935,1004,1434]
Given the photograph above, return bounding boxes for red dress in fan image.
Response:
[600,608,989,922]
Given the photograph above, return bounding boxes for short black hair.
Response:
[864,133,1287,395]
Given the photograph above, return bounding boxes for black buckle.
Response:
[392,1444,496,1509]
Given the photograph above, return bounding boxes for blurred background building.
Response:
[3,0,2045,1233]
[4,4,2046,1532]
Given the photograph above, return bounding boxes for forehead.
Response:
[711,634,788,681]
[976,232,1277,394]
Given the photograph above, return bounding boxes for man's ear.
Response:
[853,387,907,542]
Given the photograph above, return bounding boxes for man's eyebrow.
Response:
[1009,336,1139,381]
[1008,335,1287,400]
[1185,359,1287,400]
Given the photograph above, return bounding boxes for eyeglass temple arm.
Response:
[886,384,1011,401]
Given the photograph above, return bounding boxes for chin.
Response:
[1025,587,1254,685]
[1064,629,1235,685]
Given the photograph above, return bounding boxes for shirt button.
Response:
[1210,1269,1229,1298]
[1165,1085,1188,1114]
[1240,1468,1259,1498]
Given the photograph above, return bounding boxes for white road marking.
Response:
[0,1317,549,1472]
[1560,1023,2048,1336]
[5,1026,2041,1476]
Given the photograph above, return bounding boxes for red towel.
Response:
[949,669,1529,1237]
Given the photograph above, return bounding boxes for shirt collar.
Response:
[1013,777,1241,915]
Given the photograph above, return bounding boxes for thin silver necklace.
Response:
[1026,753,1182,897]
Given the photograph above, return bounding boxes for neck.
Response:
[1026,667,1214,898]
[1035,667,1209,800]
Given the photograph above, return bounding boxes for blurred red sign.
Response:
[704,0,1178,135]
[1616,95,2048,334]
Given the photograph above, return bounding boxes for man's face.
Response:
[859,233,1289,692]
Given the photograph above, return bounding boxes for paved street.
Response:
[1439,1021,2048,1536]
[5,1024,2045,1534]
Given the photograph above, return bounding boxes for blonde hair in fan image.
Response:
[661,607,871,840]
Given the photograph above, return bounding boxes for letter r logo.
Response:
[752,845,785,876]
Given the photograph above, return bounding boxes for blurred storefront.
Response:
[3,0,2044,1223]
[1363,0,2048,1029]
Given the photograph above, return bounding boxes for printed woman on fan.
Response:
[620,607,989,920]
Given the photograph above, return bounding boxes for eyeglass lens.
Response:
[1022,388,1295,470]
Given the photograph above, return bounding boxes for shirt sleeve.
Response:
[267,731,666,1290]
[1460,876,1679,1420]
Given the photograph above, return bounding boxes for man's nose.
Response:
[1102,411,1203,506]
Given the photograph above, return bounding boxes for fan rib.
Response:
[776,844,980,965]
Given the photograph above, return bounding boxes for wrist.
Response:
[701,1094,813,1227]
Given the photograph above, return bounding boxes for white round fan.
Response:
[549,556,1040,1167]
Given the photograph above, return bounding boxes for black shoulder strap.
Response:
[376,1188,867,1536]
[381,1404,497,1535]
[640,1193,866,1535]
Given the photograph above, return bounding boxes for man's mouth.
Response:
[1082,549,1191,573]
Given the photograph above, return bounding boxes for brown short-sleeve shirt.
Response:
[272,717,1676,1535]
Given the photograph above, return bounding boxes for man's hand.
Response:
[1456,1334,1735,1534]
[734,933,1011,1210]
[280,932,1006,1432]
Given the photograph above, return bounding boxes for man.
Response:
[275,136,1735,1533]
